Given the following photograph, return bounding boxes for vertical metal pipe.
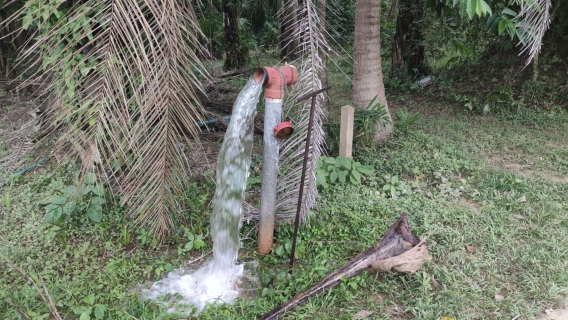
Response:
[258,99,283,254]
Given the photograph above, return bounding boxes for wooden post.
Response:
[339,105,354,158]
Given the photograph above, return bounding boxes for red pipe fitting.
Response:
[253,64,298,99]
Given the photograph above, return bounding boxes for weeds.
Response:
[394,106,422,135]
[1,52,568,319]
[2,108,568,319]
[315,156,375,189]
[352,95,391,147]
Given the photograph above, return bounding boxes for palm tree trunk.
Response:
[224,0,247,70]
[353,0,393,141]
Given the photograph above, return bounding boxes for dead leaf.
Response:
[370,242,431,275]
[466,245,477,252]
[441,317,456,320]
[423,272,443,290]
[415,174,425,180]
[517,195,526,203]
[495,294,505,302]
[254,166,260,173]
[352,310,374,319]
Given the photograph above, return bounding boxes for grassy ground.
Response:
[1,56,568,319]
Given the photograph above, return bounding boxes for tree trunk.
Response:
[390,0,425,76]
[279,0,300,60]
[223,0,247,70]
[532,50,539,81]
[353,0,393,141]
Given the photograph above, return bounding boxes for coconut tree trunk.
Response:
[353,0,393,141]
[223,0,247,70]
[391,0,426,75]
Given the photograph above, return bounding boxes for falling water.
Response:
[143,77,263,316]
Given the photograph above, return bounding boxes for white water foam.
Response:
[142,77,263,316]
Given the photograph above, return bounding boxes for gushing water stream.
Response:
[143,77,263,316]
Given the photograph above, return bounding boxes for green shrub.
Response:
[316,156,375,189]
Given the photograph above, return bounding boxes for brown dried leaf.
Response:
[370,243,431,275]
[495,294,505,302]
[466,245,477,252]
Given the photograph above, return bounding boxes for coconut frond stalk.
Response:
[3,0,209,237]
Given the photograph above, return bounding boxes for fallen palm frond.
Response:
[2,0,209,236]
[0,125,40,174]
[259,213,431,320]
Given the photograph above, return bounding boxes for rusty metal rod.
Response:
[294,86,332,103]
[289,86,332,269]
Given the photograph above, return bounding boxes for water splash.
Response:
[143,77,263,316]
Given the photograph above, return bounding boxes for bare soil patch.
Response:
[487,157,568,183]
[0,94,35,133]
[541,298,568,320]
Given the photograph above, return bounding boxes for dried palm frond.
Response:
[0,112,43,174]
[515,0,552,65]
[3,0,209,237]
[270,0,332,222]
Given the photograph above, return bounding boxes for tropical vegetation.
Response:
[1,0,567,319]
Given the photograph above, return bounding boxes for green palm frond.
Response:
[3,0,209,236]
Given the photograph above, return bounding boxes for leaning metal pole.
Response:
[289,86,332,269]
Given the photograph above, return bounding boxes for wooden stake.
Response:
[339,105,354,158]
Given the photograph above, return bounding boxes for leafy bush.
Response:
[316,156,375,189]
[381,174,425,198]
[42,172,106,223]
[429,171,468,198]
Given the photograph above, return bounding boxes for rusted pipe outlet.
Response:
[256,64,298,255]
[253,65,298,99]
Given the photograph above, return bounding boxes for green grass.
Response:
[1,54,568,319]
